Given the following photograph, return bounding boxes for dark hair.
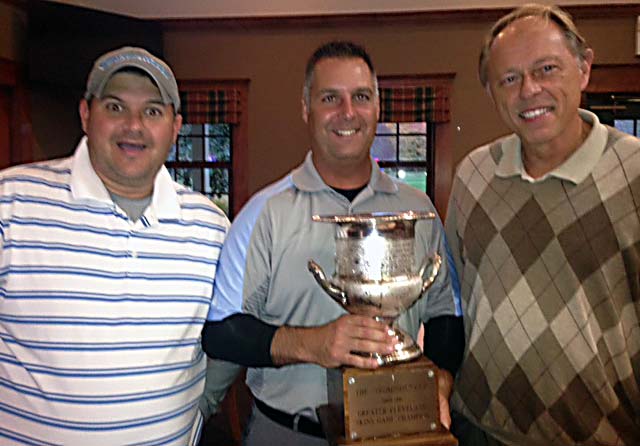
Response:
[478,4,590,87]
[303,41,378,105]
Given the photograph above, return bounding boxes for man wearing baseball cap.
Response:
[0,46,229,445]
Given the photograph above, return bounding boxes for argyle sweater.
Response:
[446,123,640,446]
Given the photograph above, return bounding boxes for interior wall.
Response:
[164,13,640,204]
[26,0,163,160]
[11,3,640,208]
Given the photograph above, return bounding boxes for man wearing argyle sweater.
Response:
[446,5,640,446]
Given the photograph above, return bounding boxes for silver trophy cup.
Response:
[308,211,441,365]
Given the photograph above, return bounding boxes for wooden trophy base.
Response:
[319,357,457,446]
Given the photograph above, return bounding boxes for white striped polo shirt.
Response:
[0,138,229,445]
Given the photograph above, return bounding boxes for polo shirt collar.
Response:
[495,109,607,184]
[291,151,398,194]
[70,136,181,219]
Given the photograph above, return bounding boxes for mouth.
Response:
[519,107,553,121]
[117,142,147,151]
[332,128,359,137]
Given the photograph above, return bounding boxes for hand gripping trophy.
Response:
[309,211,457,446]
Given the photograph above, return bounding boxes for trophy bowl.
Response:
[308,211,441,365]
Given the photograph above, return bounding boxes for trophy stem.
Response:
[370,316,422,365]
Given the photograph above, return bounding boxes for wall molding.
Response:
[588,63,640,93]
[161,4,640,31]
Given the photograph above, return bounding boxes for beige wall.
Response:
[43,0,640,20]
[164,14,639,203]
[6,3,638,207]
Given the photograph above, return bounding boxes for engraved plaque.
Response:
[345,363,438,439]
[326,357,454,444]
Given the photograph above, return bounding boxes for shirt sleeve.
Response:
[444,174,465,295]
[417,210,463,319]
[207,177,291,321]
[207,195,268,321]
[198,358,244,421]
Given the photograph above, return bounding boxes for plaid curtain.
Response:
[379,85,450,123]
[179,88,242,124]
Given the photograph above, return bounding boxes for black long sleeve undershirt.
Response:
[202,313,465,374]
[423,315,465,376]
[201,313,278,367]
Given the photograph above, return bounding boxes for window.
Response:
[375,76,452,202]
[167,81,248,218]
[585,92,640,138]
[169,123,232,215]
[373,122,435,195]
[613,118,639,136]
[584,65,640,138]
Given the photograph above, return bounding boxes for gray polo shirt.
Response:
[208,152,461,419]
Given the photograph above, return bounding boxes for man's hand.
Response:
[270,314,396,369]
[437,368,454,430]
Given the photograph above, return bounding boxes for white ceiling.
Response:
[46,0,640,19]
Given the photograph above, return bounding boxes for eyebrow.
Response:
[99,94,166,106]
[497,55,564,76]
[353,87,375,94]
[317,87,375,95]
[531,56,563,66]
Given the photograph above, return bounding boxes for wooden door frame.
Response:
[0,57,34,166]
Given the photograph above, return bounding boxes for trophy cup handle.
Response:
[308,260,349,307]
[418,253,442,293]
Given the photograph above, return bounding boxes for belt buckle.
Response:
[292,413,302,432]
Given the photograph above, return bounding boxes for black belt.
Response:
[254,398,325,439]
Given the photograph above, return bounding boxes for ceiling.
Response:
[45,0,640,19]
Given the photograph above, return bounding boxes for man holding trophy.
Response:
[201,41,464,445]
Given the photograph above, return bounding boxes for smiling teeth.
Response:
[118,143,145,151]
[520,108,550,119]
[335,129,356,136]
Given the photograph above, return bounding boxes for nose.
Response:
[520,73,542,98]
[340,98,355,119]
[124,111,145,133]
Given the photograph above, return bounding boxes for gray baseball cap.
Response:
[84,46,180,113]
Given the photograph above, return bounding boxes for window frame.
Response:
[170,122,233,214]
[377,74,455,216]
[171,79,249,218]
[585,92,640,137]
[374,121,436,198]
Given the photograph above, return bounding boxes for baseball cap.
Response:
[84,46,180,113]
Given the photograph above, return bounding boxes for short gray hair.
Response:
[478,4,590,87]
[302,41,379,107]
